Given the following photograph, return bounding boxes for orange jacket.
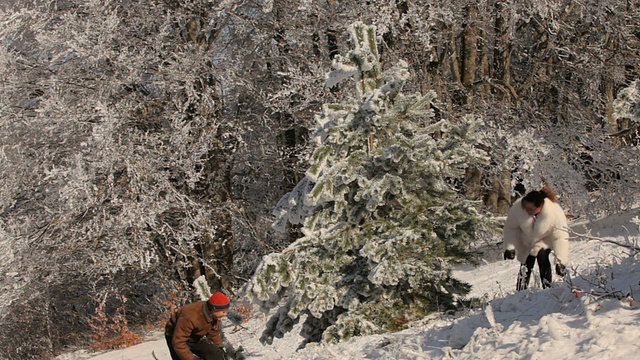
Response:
[165,301,224,360]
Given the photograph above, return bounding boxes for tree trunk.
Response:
[461,3,478,104]
[493,0,513,102]
[477,12,490,97]
[200,144,235,292]
[450,23,462,88]
[464,166,484,201]
[602,33,618,133]
[460,4,483,201]
[486,169,512,214]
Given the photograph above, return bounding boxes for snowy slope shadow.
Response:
[413,284,582,351]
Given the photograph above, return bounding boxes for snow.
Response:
[56,209,640,360]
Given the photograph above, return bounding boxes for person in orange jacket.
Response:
[165,292,243,360]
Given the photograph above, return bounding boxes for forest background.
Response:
[0,1,638,359]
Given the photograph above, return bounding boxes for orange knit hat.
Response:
[208,292,230,310]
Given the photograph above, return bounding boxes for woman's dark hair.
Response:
[522,190,547,207]
[522,184,558,207]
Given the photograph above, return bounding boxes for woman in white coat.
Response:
[503,187,569,290]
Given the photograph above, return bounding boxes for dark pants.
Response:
[165,335,226,360]
[516,248,552,291]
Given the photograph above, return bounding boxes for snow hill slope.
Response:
[58,210,640,360]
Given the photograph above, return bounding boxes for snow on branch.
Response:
[569,226,640,253]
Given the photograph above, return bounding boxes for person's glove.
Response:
[232,346,246,360]
[503,249,515,260]
[555,263,567,276]
[223,343,245,360]
[218,344,228,359]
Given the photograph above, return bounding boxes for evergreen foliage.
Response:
[245,22,495,346]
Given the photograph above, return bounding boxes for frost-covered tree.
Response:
[244,23,495,346]
[0,1,248,358]
[225,0,640,219]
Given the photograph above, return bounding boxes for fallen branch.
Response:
[569,228,640,252]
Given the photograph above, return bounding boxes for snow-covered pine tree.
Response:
[244,22,493,346]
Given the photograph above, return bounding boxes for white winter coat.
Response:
[503,197,569,265]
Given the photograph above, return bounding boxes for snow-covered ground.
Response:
[57,210,640,359]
